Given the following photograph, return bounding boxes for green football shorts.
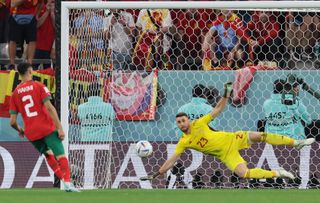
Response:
[31,131,65,156]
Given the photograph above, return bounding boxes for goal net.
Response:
[60,1,320,189]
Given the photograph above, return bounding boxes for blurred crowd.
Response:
[0,0,55,70]
[0,0,319,71]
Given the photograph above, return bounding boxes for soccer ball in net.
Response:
[135,141,153,158]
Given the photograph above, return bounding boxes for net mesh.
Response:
[66,7,320,189]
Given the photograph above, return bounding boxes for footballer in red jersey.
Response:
[9,63,79,192]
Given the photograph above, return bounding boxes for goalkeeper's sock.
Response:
[244,168,277,179]
[58,157,71,182]
[45,154,64,180]
[261,133,295,146]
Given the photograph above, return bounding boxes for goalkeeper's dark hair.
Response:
[17,62,32,76]
[176,112,188,118]
[273,79,285,94]
[192,84,209,98]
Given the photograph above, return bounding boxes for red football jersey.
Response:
[10,0,42,15]
[36,5,55,51]
[9,80,56,141]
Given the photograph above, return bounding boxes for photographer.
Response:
[263,77,312,189]
[78,83,115,142]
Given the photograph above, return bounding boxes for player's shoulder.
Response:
[13,81,34,94]
[197,113,212,120]
[30,81,45,88]
[13,82,24,92]
[36,82,51,93]
[11,87,18,97]
[35,81,46,86]
[178,134,188,144]
[191,116,203,126]
[192,113,212,126]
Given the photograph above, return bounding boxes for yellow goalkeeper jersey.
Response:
[174,114,236,158]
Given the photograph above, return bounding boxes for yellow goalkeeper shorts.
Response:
[220,131,251,172]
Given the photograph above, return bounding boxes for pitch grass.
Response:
[0,189,319,203]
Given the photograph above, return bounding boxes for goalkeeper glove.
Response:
[223,82,233,98]
[140,175,154,181]
[140,172,160,181]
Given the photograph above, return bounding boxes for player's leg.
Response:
[43,150,65,181]
[44,131,80,192]
[248,131,294,145]
[224,151,294,179]
[248,131,315,149]
[31,139,64,180]
[44,131,70,182]
[222,149,277,179]
[234,163,294,179]
[224,133,294,179]
[234,163,276,179]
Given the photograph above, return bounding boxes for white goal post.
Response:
[61,1,320,189]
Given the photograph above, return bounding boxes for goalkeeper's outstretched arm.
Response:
[210,82,232,119]
[140,154,180,181]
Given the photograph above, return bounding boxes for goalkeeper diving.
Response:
[140,82,315,181]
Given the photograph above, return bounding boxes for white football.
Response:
[135,140,153,157]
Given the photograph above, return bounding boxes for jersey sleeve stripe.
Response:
[42,96,52,103]
[9,110,18,115]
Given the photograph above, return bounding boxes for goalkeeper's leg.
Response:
[248,132,315,150]
[224,150,294,179]
[234,163,294,179]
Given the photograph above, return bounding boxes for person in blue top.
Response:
[78,84,115,142]
[176,84,219,136]
[263,79,312,189]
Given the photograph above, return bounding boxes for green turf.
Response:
[0,189,319,203]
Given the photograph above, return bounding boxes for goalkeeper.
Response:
[141,82,315,181]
